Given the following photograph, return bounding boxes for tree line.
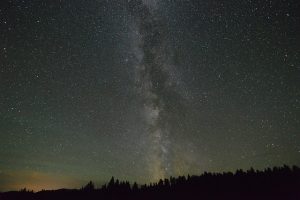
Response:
[1,165,299,200]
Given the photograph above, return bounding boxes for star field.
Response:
[0,0,299,191]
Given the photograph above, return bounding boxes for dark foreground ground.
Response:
[1,165,300,200]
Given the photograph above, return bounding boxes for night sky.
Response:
[0,0,299,191]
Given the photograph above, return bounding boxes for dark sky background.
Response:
[0,0,299,191]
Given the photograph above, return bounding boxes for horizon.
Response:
[1,164,298,192]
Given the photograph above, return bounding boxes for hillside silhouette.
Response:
[1,165,299,200]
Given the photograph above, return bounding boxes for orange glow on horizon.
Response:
[0,170,83,192]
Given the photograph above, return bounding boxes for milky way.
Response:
[128,0,184,180]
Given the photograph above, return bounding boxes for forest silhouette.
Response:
[1,165,299,200]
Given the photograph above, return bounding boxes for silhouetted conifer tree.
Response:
[82,181,95,191]
[132,182,138,191]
